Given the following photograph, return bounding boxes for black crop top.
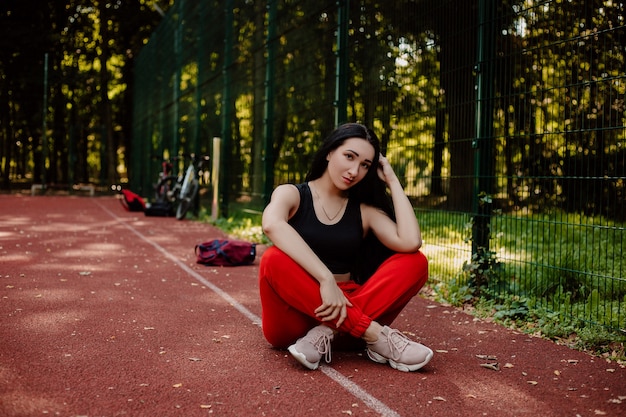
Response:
[288,183,363,274]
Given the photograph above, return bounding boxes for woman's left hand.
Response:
[315,280,352,328]
[376,155,397,185]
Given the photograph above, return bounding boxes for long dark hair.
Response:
[306,123,393,217]
[307,123,394,282]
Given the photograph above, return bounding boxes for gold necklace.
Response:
[311,184,348,221]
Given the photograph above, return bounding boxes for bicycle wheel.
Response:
[176,178,199,220]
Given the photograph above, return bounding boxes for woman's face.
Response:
[326,137,376,190]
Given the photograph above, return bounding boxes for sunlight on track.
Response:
[95,201,261,326]
[95,200,403,417]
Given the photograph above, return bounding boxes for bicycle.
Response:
[154,153,209,220]
[154,157,177,205]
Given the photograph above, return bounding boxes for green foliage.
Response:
[434,283,626,360]
[431,279,473,307]
[492,297,530,321]
[461,249,505,293]
[197,205,270,245]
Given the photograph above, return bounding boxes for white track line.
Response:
[98,200,401,417]
[320,366,401,417]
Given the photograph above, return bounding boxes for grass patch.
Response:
[196,201,270,244]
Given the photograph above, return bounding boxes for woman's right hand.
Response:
[315,279,352,328]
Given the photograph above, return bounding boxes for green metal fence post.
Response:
[334,0,349,126]
[100,124,107,186]
[263,0,277,206]
[42,53,48,191]
[68,125,76,187]
[172,0,182,158]
[193,1,206,157]
[220,0,234,217]
[472,0,496,262]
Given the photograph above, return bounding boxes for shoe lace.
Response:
[385,328,411,361]
[311,330,333,364]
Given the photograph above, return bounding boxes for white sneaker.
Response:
[287,325,334,370]
[366,326,433,372]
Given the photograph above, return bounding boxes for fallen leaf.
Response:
[189,357,202,362]
[594,410,607,415]
[200,405,212,409]
[435,350,448,353]
[554,370,561,376]
[476,354,497,360]
[433,396,446,401]
[480,363,499,371]
[173,383,183,388]
[567,359,579,364]
[606,369,615,373]
[79,271,91,276]
[503,363,514,368]
[527,381,538,385]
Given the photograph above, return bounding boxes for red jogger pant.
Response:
[258,246,429,348]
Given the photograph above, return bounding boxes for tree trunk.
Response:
[436,0,477,211]
[99,3,117,186]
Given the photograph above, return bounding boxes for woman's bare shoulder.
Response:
[268,184,302,213]
[272,183,300,200]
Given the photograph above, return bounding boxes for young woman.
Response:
[259,123,432,372]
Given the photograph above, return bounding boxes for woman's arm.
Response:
[363,156,422,252]
[262,184,351,326]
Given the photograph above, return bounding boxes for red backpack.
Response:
[120,189,146,212]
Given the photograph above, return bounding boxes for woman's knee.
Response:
[384,250,428,271]
[262,325,289,349]
[260,246,298,276]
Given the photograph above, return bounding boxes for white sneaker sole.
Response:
[288,344,320,370]
[367,348,434,372]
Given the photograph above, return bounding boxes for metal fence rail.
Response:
[132,0,625,332]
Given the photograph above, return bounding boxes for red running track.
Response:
[0,194,624,416]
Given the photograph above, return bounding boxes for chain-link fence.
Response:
[132,0,625,332]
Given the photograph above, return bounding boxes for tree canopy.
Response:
[1,0,623,222]
[0,0,173,189]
